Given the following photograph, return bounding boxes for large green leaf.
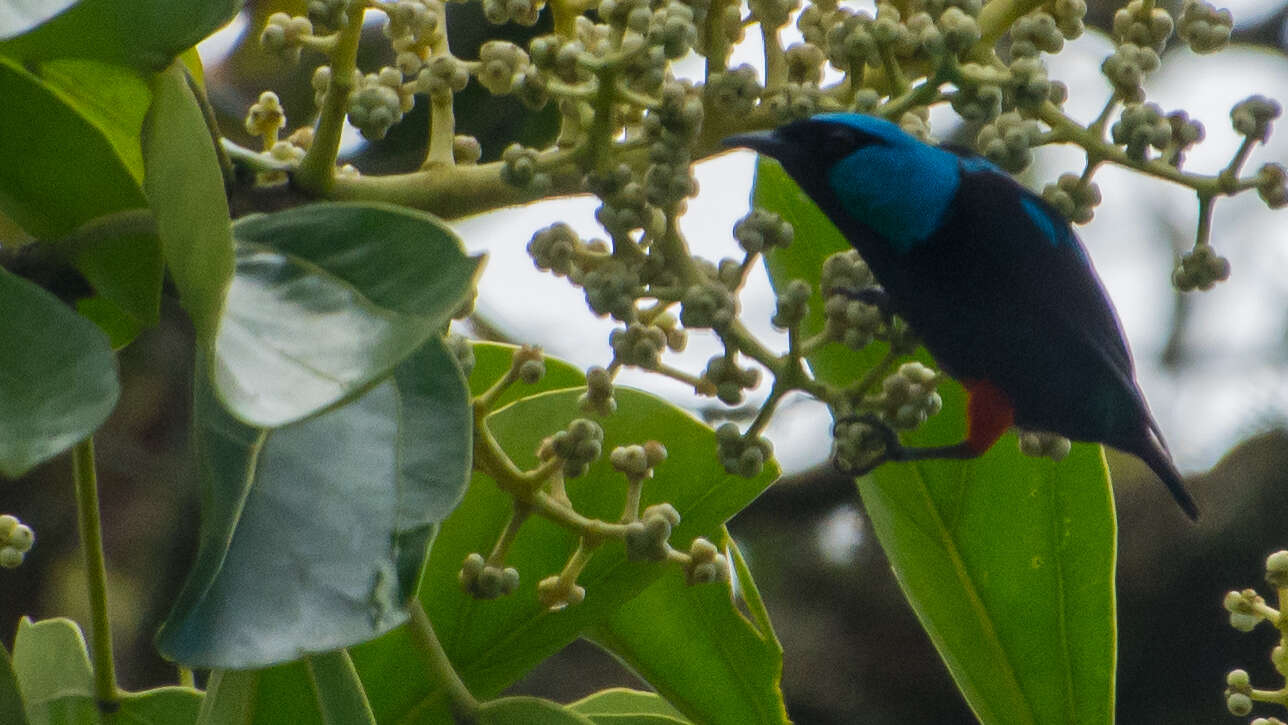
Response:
[0,644,28,725]
[859,433,1116,724]
[156,337,472,669]
[11,618,202,724]
[0,54,160,345]
[195,669,257,725]
[305,650,375,725]
[568,688,688,724]
[753,157,1117,723]
[141,62,233,344]
[218,203,482,428]
[352,384,779,723]
[587,535,786,725]
[477,697,595,724]
[0,269,118,478]
[0,57,146,240]
[0,0,243,72]
[468,342,587,407]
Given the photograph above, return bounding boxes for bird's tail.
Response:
[1128,426,1199,521]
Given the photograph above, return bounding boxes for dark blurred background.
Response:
[4,0,1288,722]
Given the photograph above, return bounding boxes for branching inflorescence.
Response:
[1223,552,1288,724]
[227,0,1283,612]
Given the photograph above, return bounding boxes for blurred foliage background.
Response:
[4,0,1288,722]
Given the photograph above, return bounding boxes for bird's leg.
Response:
[833,413,984,477]
[832,380,1012,477]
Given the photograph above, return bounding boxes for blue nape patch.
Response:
[825,124,960,251]
[1020,196,1073,250]
[958,155,1004,175]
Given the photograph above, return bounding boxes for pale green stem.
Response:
[407,601,479,723]
[73,438,118,710]
[485,502,530,566]
[424,95,458,168]
[762,22,787,88]
[296,3,366,193]
[1194,193,1214,248]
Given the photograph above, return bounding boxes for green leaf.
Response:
[858,438,1116,725]
[468,342,586,405]
[305,651,375,725]
[218,203,482,428]
[71,221,163,348]
[195,670,257,725]
[0,56,146,240]
[0,269,118,478]
[568,688,689,724]
[0,644,28,725]
[10,618,92,699]
[36,59,150,182]
[12,621,202,725]
[587,535,786,725]
[11,617,96,724]
[0,0,243,72]
[114,687,204,724]
[141,62,233,344]
[10,619,202,724]
[0,54,159,345]
[352,384,779,723]
[477,697,595,724]
[156,337,472,669]
[753,157,1117,724]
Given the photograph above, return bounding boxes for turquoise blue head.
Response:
[724,113,962,250]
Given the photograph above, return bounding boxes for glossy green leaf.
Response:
[352,384,779,723]
[10,618,93,705]
[11,620,96,724]
[156,337,471,669]
[72,222,163,348]
[587,535,786,725]
[0,0,243,72]
[113,688,204,724]
[753,157,1117,724]
[566,690,685,721]
[142,62,233,343]
[0,644,28,725]
[305,651,375,725]
[0,56,146,240]
[37,59,149,181]
[477,697,595,724]
[468,342,586,405]
[196,670,257,725]
[0,269,118,478]
[218,203,482,428]
[859,434,1116,724]
[10,618,200,724]
[0,55,159,345]
[197,665,333,725]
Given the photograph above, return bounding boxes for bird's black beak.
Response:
[722,130,786,159]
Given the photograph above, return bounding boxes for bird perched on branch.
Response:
[725,112,1198,520]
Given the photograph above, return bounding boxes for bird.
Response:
[724,112,1199,520]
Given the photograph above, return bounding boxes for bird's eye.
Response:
[820,126,869,158]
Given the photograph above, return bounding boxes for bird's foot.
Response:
[831,413,903,476]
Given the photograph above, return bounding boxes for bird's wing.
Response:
[944,152,1136,380]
